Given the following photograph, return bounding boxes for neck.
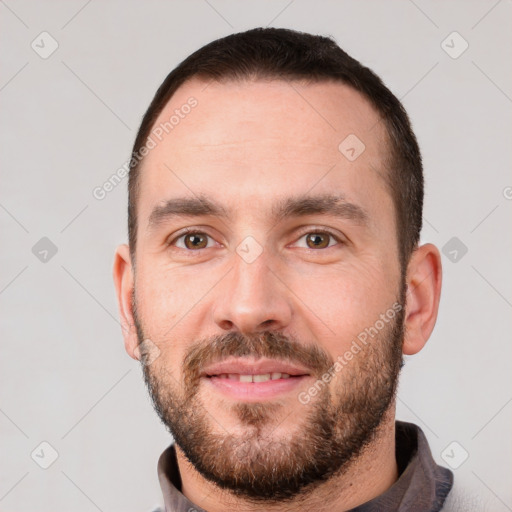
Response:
[174,407,398,512]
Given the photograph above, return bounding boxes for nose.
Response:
[212,251,293,334]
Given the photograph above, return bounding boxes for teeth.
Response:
[214,373,292,382]
[253,373,271,382]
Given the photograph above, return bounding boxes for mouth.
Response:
[205,372,303,382]
[200,358,312,401]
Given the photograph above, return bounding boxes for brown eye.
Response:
[170,231,214,251]
[305,232,333,249]
[183,233,209,250]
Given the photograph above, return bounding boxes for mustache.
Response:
[182,331,333,392]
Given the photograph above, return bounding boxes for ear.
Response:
[402,243,442,355]
[113,244,139,360]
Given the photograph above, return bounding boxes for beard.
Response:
[133,282,406,505]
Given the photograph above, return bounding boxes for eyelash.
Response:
[168,228,217,251]
[167,227,344,252]
[292,228,344,250]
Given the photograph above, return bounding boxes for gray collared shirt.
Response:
[153,420,453,512]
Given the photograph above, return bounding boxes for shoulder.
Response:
[441,480,491,512]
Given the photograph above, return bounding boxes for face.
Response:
[130,78,406,502]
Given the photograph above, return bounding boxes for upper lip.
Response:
[201,358,311,377]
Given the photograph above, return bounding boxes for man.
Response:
[113,27,455,511]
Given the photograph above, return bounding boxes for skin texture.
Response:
[113,78,442,511]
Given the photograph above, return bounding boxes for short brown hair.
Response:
[128,27,423,271]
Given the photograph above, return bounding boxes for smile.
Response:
[207,372,293,382]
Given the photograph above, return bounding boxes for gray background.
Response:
[1,0,511,510]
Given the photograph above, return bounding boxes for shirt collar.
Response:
[156,420,453,512]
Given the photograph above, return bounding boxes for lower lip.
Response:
[203,375,311,401]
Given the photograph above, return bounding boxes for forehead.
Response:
[137,77,392,228]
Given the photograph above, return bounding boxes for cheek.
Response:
[135,263,203,327]
[288,258,396,345]
[134,273,182,357]
[134,265,215,366]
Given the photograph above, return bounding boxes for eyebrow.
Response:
[271,193,369,226]
[147,193,369,232]
[147,196,229,231]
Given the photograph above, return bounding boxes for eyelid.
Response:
[290,226,346,247]
[166,227,219,249]
[166,226,346,250]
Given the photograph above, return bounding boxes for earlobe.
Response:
[402,243,442,356]
[112,244,139,360]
